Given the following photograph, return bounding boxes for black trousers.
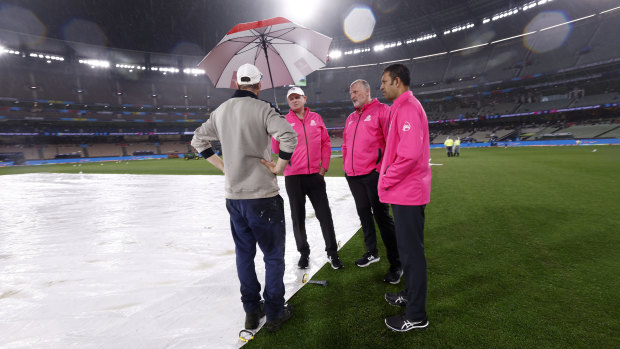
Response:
[346,171,400,268]
[285,174,338,257]
[392,204,427,321]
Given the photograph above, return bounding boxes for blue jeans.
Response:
[226,195,286,322]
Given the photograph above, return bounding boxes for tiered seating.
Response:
[484,39,528,81]
[0,144,40,160]
[87,144,122,157]
[124,143,157,155]
[517,99,570,113]
[493,128,515,140]
[411,55,449,84]
[521,19,599,75]
[598,125,620,138]
[159,141,191,154]
[330,136,343,148]
[40,144,83,159]
[479,102,517,116]
[469,130,493,142]
[572,93,620,107]
[533,125,563,139]
[444,49,490,80]
[555,124,619,139]
[575,10,620,66]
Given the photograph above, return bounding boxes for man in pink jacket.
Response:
[343,79,402,284]
[272,87,343,270]
[379,64,431,332]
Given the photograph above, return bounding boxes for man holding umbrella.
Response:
[191,63,297,332]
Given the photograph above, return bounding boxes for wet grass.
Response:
[249,146,620,348]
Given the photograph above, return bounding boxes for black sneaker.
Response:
[385,313,428,332]
[385,289,408,307]
[328,255,344,269]
[383,266,403,284]
[297,255,309,269]
[244,300,265,330]
[264,303,293,332]
[354,252,380,267]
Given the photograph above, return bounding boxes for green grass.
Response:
[2,146,619,348]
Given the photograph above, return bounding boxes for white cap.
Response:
[286,86,305,98]
[236,63,263,85]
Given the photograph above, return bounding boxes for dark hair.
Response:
[383,64,410,87]
[239,83,260,91]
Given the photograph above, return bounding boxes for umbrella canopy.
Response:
[198,17,332,93]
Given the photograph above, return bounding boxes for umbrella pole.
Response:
[260,36,278,107]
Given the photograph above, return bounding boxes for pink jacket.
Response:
[378,91,431,205]
[342,99,390,176]
[272,107,331,176]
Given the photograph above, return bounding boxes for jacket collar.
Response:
[232,89,258,99]
[392,90,414,108]
[288,107,309,120]
[232,89,282,114]
[357,98,379,113]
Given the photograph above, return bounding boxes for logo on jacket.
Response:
[403,122,411,131]
[364,115,372,121]
[310,120,317,126]
[291,123,296,127]
[348,121,353,126]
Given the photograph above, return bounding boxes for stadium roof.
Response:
[0,0,611,55]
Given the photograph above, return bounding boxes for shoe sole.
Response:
[384,294,407,307]
[384,272,403,284]
[385,319,429,332]
[330,264,344,270]
[355,257,380,267]
[385,277,402,285]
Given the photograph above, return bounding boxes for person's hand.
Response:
[261,159,279,174]
[319,167,327,176]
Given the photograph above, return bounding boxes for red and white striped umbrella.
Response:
[198,17,332,96]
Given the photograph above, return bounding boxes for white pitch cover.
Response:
[0,173,359,348]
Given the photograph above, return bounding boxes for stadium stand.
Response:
[598,125,620,138]
[521,19,599,76]
[575,10,620,66]
[533,125,565,139]
[554,123,620,139]
[1,3,619,161]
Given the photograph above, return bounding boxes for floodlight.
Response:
[329,50,342,59]
[183,68,205,75]
[283,0,320,23]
